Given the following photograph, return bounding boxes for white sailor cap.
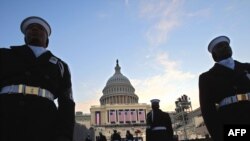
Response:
[150,99,160,104]
[20,16,51,36]
[208,36,230,53]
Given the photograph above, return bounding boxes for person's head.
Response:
[126,130,130,134]
[113,130,117,133]
[208,36,232,62]
[150,99,160,110]
[21,16,51,48]
[99,132,102,136]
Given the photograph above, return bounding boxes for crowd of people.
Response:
[85,130,134,141]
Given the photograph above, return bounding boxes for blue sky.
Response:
[1,0,250,113]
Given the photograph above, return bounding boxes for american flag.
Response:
[95,112,100,125]
[138,109,145,122]
[130,110,137,122]
[118,110,125,123]
[125,110,130,122]
[110,110,116,123]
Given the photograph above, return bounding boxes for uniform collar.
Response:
[28,45,48,58]
[218,57,235,70]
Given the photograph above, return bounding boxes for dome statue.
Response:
[100,60,139,105]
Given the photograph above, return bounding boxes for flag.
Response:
[131,109,137,122]
[125,109,130,123]
[138,109,145,122]
[118,110,125,123]
[95,111,100,125]
[110,110,116,123]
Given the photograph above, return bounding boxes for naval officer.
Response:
[146,99,173,141]
[0,16,75,141]
[199,35,250,141]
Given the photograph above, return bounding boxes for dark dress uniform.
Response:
[111,131,121,141]
[146,109,174,141]
[125,132,134,141]
[97,134,107,141]
[0,45,75,141]
[199,60,250,141]
[85,135,92,141]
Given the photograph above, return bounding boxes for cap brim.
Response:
[208,36,230,53]
[21,16,51,36]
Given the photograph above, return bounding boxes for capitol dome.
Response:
[100,60,139,105]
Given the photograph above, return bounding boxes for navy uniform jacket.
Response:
[97,135,107,141]
[111,132,121,141]
[125,133,134,141]
[0,45,75,141]
[146,109,173,141]
[199,60,250,141]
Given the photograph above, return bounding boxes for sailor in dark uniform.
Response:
[111,130,121,141]
[146,99,173,141]
[125,130,134,141]
[0,16,75,141]
[199,36,250,141]
[97,132,107,141]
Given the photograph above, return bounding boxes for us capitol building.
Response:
[75,60,210,141]
[90,60,151,140]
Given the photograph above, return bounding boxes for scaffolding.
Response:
[173,94,195,140]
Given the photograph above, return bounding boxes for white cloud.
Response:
[75,0,202,113]
[131,52,199,112]
[156,52,179,71]
[135,1,201,111]
[139,0,184,46]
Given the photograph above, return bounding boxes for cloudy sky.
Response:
[1,0,250,113]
